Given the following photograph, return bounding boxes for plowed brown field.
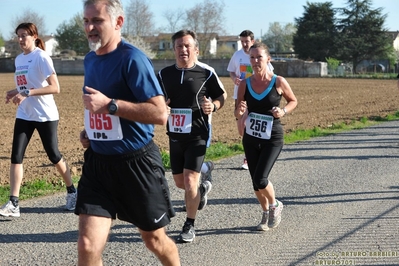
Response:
[0,73,398,185]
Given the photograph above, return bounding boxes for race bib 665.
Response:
[84,109,123,141]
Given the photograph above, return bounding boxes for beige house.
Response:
[4,39,19,57]
[217,35,241,51]
[142,32,220,58]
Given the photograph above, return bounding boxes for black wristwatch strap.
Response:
[108,99,118,115]
[213,103,218,112]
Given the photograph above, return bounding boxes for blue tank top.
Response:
[244,74,284,142]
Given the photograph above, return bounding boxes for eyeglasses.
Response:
[17,34,31,39]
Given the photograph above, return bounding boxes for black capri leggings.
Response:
[11,118,63,164]
[243,136,283,191]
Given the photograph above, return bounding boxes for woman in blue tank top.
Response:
[234,42,298,231]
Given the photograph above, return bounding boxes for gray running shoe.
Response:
[178,223,195,243]
[201,161,214,183]
[268,200,283,228]
[0,201,20,217]
[65,192,77,211]
[256,212,269,231]
[198,180,212,210]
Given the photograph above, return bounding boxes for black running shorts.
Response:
[75,141,175,231]
[169,138,207,174]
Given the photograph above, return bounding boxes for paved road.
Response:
[1,121,399,266]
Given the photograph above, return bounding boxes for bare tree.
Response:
[162,9,185,33]
[124,0,154,37]
[123,35,156,59]
[10,9,47,38]
[184,0,226,57]
[185,5,201,33]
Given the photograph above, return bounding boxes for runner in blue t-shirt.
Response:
[74,1,180,265]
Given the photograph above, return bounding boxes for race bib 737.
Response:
[168,108,192,133]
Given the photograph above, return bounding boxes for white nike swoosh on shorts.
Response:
[154,212,166,223]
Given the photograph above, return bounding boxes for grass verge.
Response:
[1,112,399,204]
[0,177,81,204]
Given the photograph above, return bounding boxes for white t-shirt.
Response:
[227,49,252,100]
[227,49,275,99]
[14,48,59,122]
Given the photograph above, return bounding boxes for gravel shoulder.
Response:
[1,121,399,266]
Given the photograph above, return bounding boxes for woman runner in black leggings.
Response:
[234,42,297,231]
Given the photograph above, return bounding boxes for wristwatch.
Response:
[213,103,218,112]
[21,89,30,97]
[108,99,118,115]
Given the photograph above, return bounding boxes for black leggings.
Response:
[11,118,62,164]
[243,136,283,191]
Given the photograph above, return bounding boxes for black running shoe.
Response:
[198,180,212,210]
[177,223,195,243]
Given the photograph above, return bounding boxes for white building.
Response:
[42,35,58,56]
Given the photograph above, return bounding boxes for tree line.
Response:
[292,0,395,72]
[2,0,396,72]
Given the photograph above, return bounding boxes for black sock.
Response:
[66,184,76,194]
[185,218,195,227]
[10,196,19,207]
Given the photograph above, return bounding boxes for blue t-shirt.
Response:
[83,40,163,155]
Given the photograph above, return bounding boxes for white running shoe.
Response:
[198,180,212,210]
[268,200,283,228]
[201,161,214,183]
[0,201,20,217]
[241,158,249,170]
[256,212,270,231]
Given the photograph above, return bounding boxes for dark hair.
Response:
[171,29,199,48]
[239,30,254,40]
[249,42,271,57]
[15,22,45,50]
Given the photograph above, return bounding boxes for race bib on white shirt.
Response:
[245,112,274,139]
[168,108,192,133]
[84,109,123,141]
